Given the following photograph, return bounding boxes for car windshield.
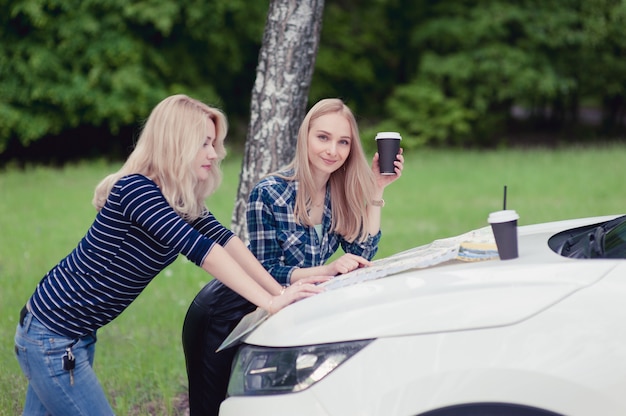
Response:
[549,215,626,259]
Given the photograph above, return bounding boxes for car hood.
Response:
[244,216,622,347]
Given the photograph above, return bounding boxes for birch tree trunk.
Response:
[230,0,325,241]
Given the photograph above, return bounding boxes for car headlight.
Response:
[227,339,373,396]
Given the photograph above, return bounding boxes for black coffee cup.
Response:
[488,210,520,260]
[375,132,401,175]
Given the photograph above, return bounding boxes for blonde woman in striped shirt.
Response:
[14,94,322,416]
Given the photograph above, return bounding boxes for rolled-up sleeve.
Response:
[191,211,235,247]
[341,230,381,261]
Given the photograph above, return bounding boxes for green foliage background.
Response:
[1,0,624,159]
[0,0,268,151]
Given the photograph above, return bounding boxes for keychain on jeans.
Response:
[62,346,76,386]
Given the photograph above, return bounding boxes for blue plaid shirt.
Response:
[246,171,381,285]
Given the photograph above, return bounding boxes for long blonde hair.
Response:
[93,94,228,221]
[279,98,376,242]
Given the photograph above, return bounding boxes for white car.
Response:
[220,215,626,416]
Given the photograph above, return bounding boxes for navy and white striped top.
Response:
[28,174,234,338]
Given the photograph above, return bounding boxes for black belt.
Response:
[19,305,28,326]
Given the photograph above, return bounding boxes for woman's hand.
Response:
[372,147,404,189]
[268,280,325,314]
[326,253,372,276]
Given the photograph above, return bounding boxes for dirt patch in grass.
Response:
[125,392,189,416]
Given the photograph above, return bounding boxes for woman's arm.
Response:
[289,253,372,282]
[201,243,323,313]
[120,177,321,313]
[225,234,330,290]
[223,236,284,295]
[366,148,405,235]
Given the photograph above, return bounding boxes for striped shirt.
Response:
[246,172,381,285]
[28,174,234,338]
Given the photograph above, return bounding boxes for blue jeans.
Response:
[14,310,115,416]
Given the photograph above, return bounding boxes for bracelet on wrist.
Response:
[268,297,275,315]
[371,199,385,207]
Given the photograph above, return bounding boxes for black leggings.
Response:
[182,280,256,416]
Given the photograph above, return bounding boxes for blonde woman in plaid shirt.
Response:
[182,98,403,416]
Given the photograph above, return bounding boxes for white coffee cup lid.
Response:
[488,210,519,223]
[375,132,402,140]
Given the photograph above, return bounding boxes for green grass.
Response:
[1,145,625,414]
